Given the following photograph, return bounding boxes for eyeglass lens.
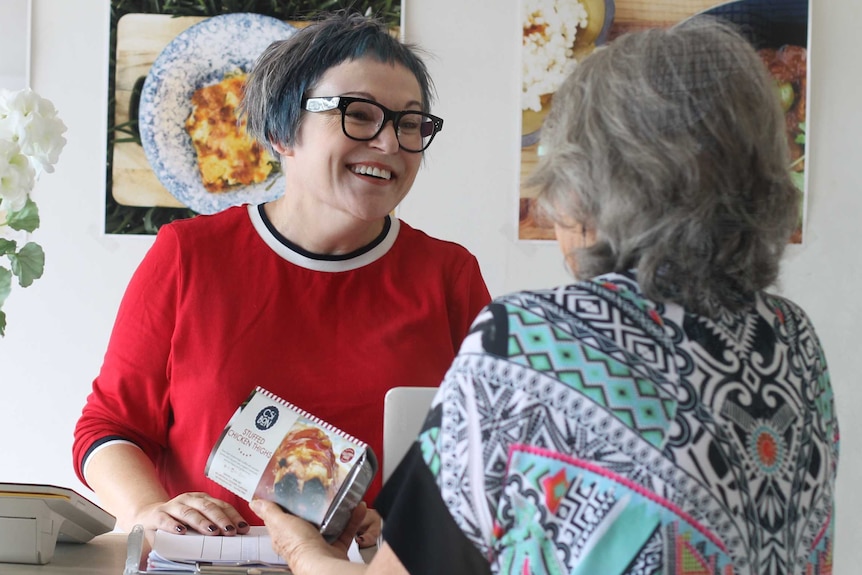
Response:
[342,99,436,152]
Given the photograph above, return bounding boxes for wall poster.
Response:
[518,0,810,245]
[105,1,401,235]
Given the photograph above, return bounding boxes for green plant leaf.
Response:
[0,238,17,256]
[0,265,10,336]
[7,198,41,233]
[9,242,45,288]
[0,265,11,308]
[790,171,805,192]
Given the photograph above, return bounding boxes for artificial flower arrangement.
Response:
[0,88,67,336]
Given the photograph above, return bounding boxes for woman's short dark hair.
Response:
[241,11,435,156]
[531,17,800,317]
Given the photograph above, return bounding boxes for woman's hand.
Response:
[251,498,367,574]
[134,492,252,536]
[354,507,382,548]
[84,443,249,535]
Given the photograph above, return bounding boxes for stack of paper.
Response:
[145,526,364,572]
[147,526,284,571]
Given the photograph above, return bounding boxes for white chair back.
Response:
[382,386,438,482]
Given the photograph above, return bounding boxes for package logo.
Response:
[255,405,279,431]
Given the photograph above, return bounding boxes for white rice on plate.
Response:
[522,0,589,112]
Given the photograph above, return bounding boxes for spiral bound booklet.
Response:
[205,387,378,541]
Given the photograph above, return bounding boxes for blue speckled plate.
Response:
[139,13,295,215]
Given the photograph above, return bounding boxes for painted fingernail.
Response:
[207,524,218,533]
[238,522,249,529]
[224,524,235,532]
[175,525,186,533]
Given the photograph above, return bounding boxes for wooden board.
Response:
[112,14,203,207]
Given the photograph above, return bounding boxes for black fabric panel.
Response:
[375,444,492,575]
[480,302,510,358]
[418,402,442,436]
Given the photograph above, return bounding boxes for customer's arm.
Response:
[86,443,249,535]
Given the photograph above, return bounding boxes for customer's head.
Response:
[531,18,799,317]
[242,11,435,157]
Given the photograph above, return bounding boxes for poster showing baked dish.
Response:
[519,0,809,244]
[205,387,377,541]
[105,2,402,235]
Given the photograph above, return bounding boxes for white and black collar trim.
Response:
[247,204,400,272]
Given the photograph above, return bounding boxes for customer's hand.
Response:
[251,498,366,570]
[134,492,251,536]
[354,507,381,548]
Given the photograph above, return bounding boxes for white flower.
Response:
[0,88,64,336]
[0,88,67,175]
[0,139,34,212]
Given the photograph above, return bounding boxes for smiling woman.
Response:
[74,10,491,553]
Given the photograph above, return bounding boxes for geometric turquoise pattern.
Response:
[506,305,677,448]
[499,447,736,575]
[414,273,837,575]
[418,426,442,476]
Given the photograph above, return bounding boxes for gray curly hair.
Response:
[530,17,799,317]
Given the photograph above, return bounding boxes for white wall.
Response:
[1,0,858,572]
[0,0,30,90]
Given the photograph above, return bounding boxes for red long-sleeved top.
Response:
[73,204,490,520]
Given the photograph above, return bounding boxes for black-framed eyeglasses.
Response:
[302,96,444,153]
